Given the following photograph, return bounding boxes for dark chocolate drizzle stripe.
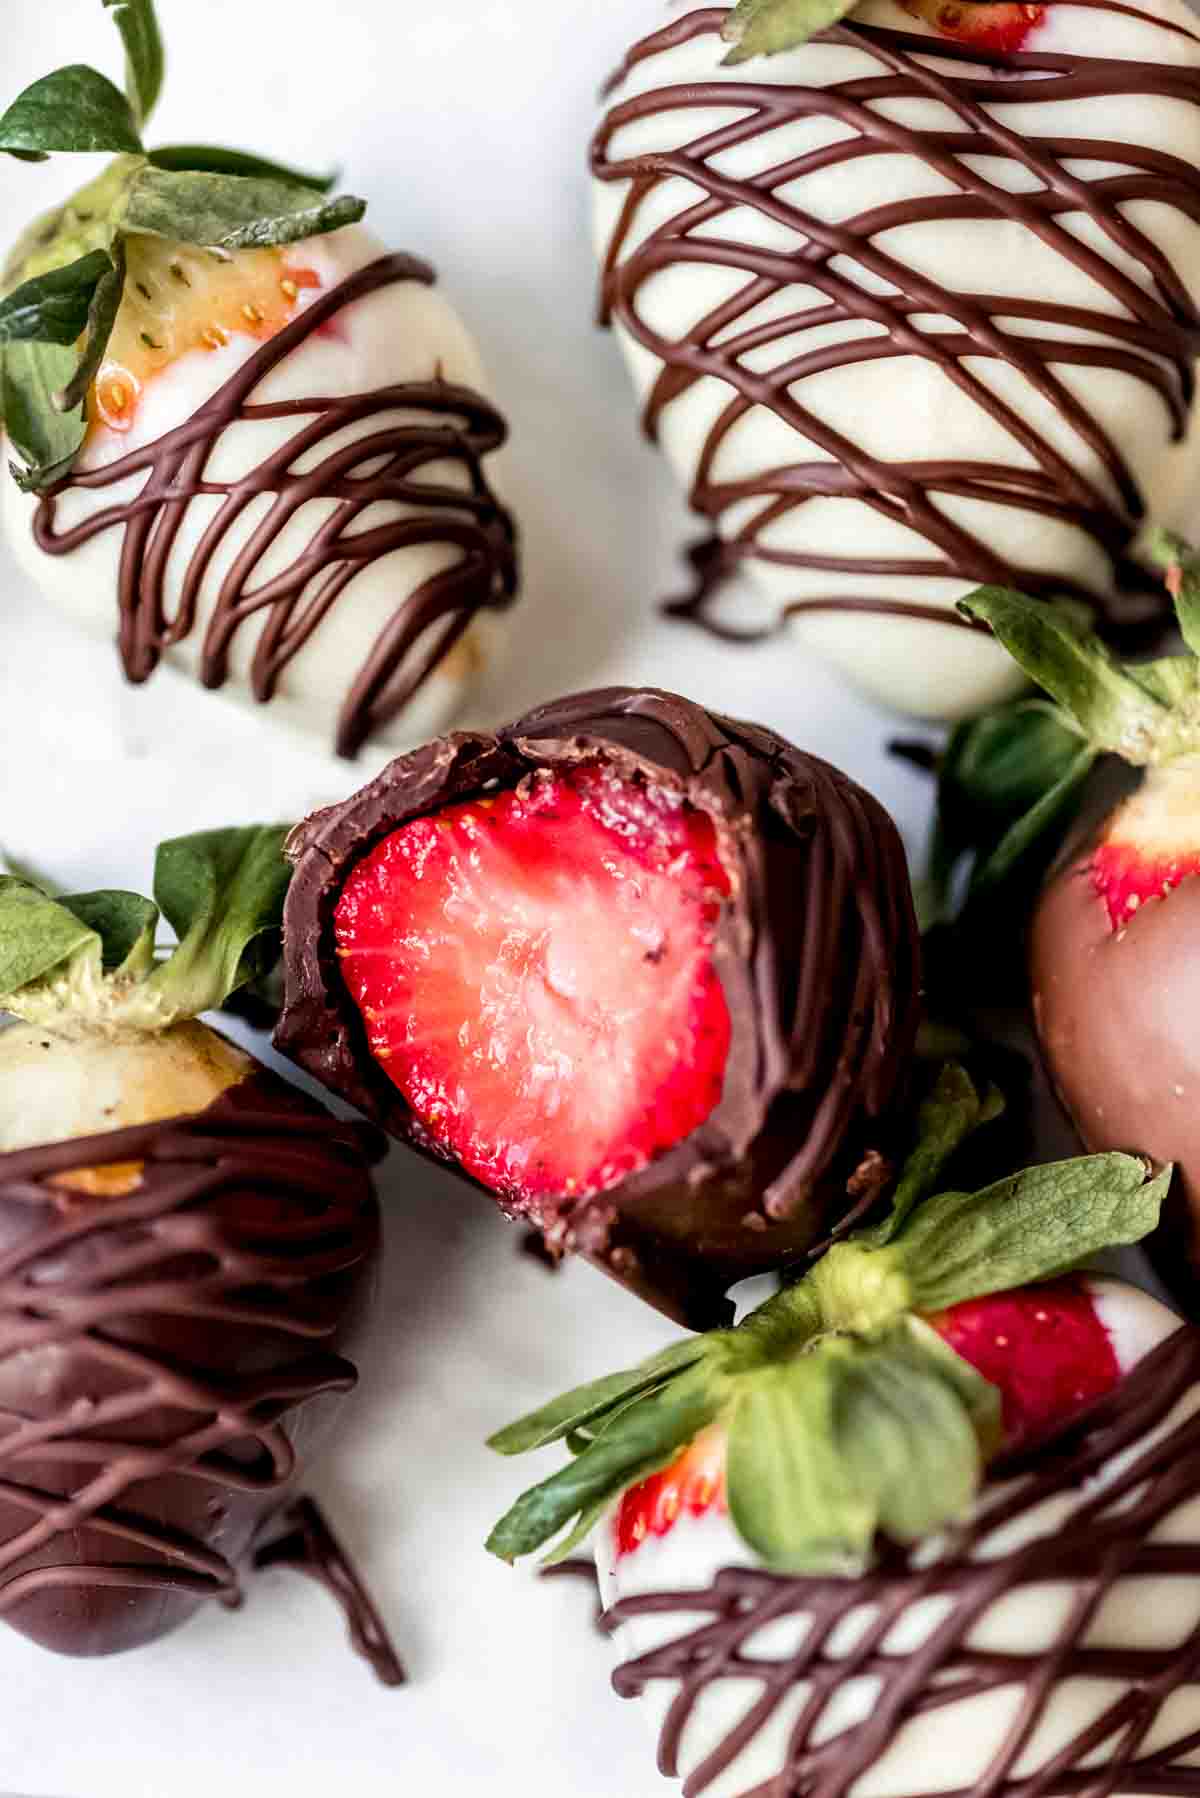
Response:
[604,1326,1200,1798]
[255,1496,406,1687]
[31,252,518,759]
[593,5,1200,640]
[0,1079,398,1681]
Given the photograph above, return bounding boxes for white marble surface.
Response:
[0,2,936,1795]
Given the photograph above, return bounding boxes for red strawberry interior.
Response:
[929,1278,1120,1453]
[333,762,733,1208]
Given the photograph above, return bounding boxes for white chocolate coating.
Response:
[596,1278,1190,1797]
[2,224,509,757]
[594,1,1200,720]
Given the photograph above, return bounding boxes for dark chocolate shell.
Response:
[0,1070,382,1659]
[276,687,921,1327]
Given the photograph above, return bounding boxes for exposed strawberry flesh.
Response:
[1091,838,1200,932]
[928,1278,1120,1453]
[333,763,732,1208]
[92,246,321,436]
[898,0,1044,52]
[615,1428,727,1557]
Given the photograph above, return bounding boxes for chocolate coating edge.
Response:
[276,687,922,1326]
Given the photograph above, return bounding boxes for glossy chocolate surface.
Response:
[0,1070,391,1667]
[277,686,921,1326]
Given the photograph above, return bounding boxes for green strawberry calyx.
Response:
[485,1065,1170,1574]
[0,0,364,492]
[0,825,291,1038]
[922,539,1200,917]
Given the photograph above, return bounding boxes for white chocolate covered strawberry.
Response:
[489,1083,1186,1796]
[0,1,516,760]
[592,0,1200,720]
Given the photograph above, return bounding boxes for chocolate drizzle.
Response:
[277,687,922,1327]
[593,5,1200,641]
[254,1496,406,1687]
[0,1072,399,1674]
[605,1326,1200,1798]
[30,252,518,758]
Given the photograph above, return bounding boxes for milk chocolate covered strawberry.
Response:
[489,1130,1184,1798]
[943,555,1200,1284]
[0,0,516,759]
[276,687,922,1326]
[0,828,400,1678]
[593,0,1200,720]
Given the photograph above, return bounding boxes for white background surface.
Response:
[0,3,933,1795]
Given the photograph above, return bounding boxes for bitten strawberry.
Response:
[487,1108,1182,1798]
[278,689,922,1327]
[333,763,732,1207]
[0,0,516,758]
[955,557,1200,1283]
[0,831,399,1679]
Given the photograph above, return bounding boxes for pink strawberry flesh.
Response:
[927,1278,1120,1454]
[614,1279,1120,1559]
[333,763,733,1209]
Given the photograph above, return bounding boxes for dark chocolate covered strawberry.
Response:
[275,687,922,1327]
[0,0,516,758]
[0,829,401,1679]
[950,559,1200,1285]
[487,1119,1184,1797]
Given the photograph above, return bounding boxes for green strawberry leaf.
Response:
[0,826,293,1033]
[966,742,1096,901]
[0,66,144,158]
[538,1495,613,1566]
[721,0,860,62]
[900,1153,1172,1315]
[871,1063,1004,1245]
[61,890,159,975]
[124,166,366,251]
[148,825,292,1018]
[958,588,1171,765]
[487,1338,708,1456]
[727,1347,873,1570]
[0,249,114,347]
[103,0,164,132]
[149,144,338,192]
[54,238,126,416]
[922,697,1095,923]
[0,877,100,1000]
[486,1367,722,1564]
[2,340,87,492]
[835,1319,998,1542]
[1146,528,1200,663]
[486,1135,1169,1574]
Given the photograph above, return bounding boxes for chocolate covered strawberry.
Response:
[952,560,1200,1287]
[0,829,401,1680]
[593,0,1200,721]
[0,0,516,759]
[488,1122,1186,1798]
[276,687,922,1326]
